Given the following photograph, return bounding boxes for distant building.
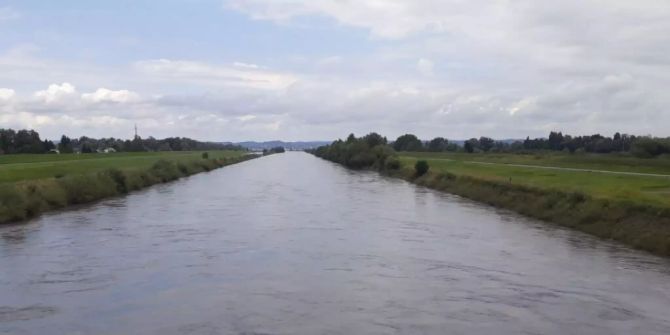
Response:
[97,147,116,154]
[48,149,60,154]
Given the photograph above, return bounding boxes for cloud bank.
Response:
[1,1,669,141]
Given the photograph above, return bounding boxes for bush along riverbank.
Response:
[0,154,257,224]
[311,134,670,257]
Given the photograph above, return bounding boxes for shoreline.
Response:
[0,154,258,225]
[309,145,670,258]
[383,166,670,257]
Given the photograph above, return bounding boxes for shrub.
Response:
[415,160,429,176]
[57,174,119,204]
[385,157,401,170]
[0,185,28,221]
[32,181,68,207]
[104,168,129,193]
[348,151,377,169]
[150,160,181,182]
[202,152,209,159]
[177,162,192,175]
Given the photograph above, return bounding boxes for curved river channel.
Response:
[2,152,670,334]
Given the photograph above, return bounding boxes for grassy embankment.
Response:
[0,151,254,224]
[394,152,670,256]
[311,136,670,256]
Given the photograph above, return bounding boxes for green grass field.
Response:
[398,152,670,207]
[0,151,245,184]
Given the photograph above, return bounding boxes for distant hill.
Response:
[233,141,330,151]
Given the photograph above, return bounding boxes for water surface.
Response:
[2,152,670,334]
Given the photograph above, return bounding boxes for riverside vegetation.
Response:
[312,133,670,257]
[0,150,255,224]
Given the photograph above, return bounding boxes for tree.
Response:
[631,137,670,158]
[393,134,423,152]
[128,136,145,152]
[479,137,495,152]
[363,132,387,148]
[427,137,448,152]
[14,130,45,153]
[81,144,94,153]
[43,140,55,151]
[59,135,73,153]
[464,138,479,153]
[312,132,396,170]
[548,131,564,150]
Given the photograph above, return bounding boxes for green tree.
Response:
[59,135,74,153]
[464,138,479,153]
[427,137,448,152]
[81,144,93,153]
[393,134,423,152]
[363,132,387,148]
[479,137,495,152]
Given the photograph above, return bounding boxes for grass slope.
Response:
[0,151,254,224]
[393,152,670,256]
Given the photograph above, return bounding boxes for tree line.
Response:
[262,146,286,155]
[311,133,398,170]
[467,132,670,158]
[0,128,244,155]
[311,132,432,176]
[313,131,670,159]
[386,132,669,158]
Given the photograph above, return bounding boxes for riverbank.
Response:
[0,152,257,224]
[310,137,670,256]
[385,165,670,257]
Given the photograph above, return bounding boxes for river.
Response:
[2,152,670,334]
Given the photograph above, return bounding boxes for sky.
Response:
[0,0,669,142]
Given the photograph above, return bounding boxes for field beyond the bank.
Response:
[399,152,670,207]
[0,151,245,184]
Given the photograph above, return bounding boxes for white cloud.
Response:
[263,120,281,131]
[134,59,298,90]
[236,114,257,122]
[2,1,670,141]
[81,88,140,104]
[233,62,261,69]
[227,0,434,39]
[33,83,77,104]
[0,88,15,102]
[222,0,670,139]
[417,58,434,76]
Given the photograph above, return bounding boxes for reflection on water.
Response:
[2,152,670,334]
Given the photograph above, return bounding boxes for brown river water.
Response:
[2,152,670,334]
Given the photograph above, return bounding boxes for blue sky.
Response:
[1,0,669,141]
